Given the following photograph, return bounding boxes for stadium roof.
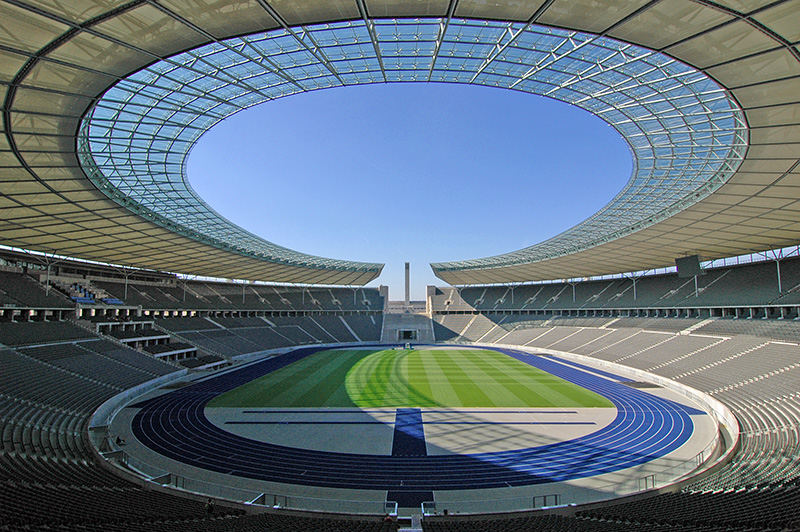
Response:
[1,1,799,286]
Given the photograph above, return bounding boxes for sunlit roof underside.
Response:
[1,1,799,286]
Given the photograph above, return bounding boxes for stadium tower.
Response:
[1,1,800,530]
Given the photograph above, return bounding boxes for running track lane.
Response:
[129,346,704,491]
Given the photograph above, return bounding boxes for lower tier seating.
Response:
[3,314,800,530]
[0,320,394,530]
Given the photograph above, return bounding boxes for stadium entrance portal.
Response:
[398,329,417,341]
[381,313,435,343]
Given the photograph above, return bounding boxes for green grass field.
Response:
[208,348,612,409]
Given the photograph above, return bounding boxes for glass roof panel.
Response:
[77,16,746,275]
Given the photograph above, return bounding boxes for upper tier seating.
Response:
[92,279,384,312]
[0,270,72,308]
[429,257,800,313]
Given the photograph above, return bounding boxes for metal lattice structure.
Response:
[78,18,747,281]
[1,1,799,286]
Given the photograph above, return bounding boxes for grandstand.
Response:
[429,256,800,318]
[0,254,388,529]
[1,0,800,530]
[5,251,800,528]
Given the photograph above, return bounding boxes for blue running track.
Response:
[130,346,704,494]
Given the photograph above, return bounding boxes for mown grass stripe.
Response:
[379,351,410,405]
[346,349,387,405]
[270,350,364,406]
[291,351,368,406]
[417,350,459,407]
[209,349,350,407]
[211,348,613,409]
[475,351,573,407]
[404,352,435,405]
[477,351,612,407]
[451,350,537,407]
[437,350,494,407]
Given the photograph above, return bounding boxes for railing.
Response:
[533,494,561,508]
[639,474,656,491]
[248,493,288,507]
[422,435,721,515]
[108,449,393,515]
[100,408,721,517]
[424,494,562,516]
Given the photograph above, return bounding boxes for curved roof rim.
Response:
[77,17,746,284]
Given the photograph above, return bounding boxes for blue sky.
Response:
[188,83,631,300]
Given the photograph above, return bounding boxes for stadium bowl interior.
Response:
[1,1,800,530]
